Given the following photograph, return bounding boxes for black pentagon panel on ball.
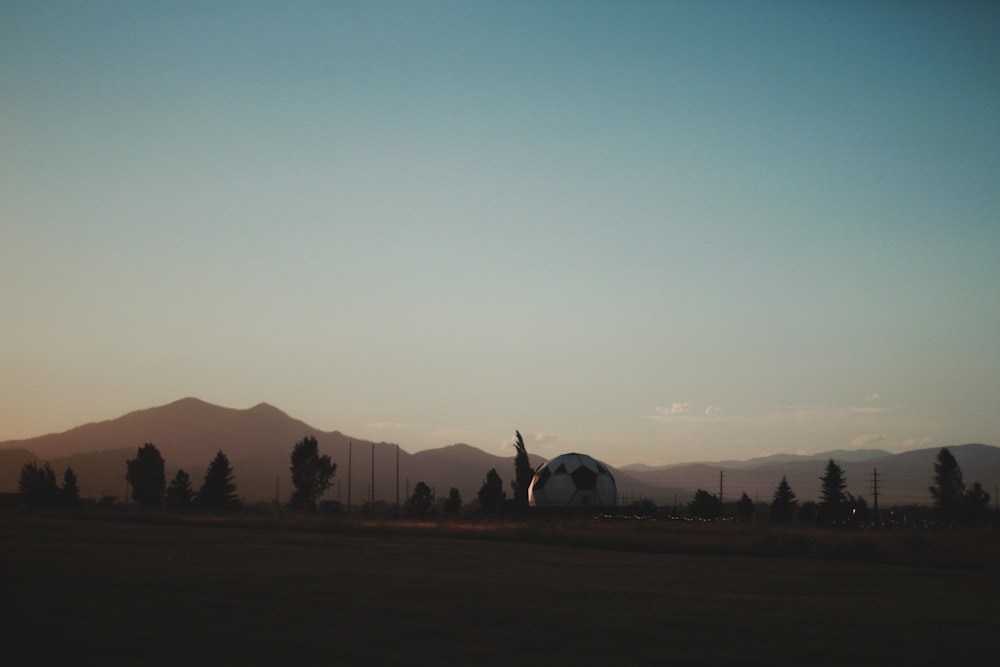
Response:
[553,463,567,473]
[570,464,598,490]
[534,466,551,490]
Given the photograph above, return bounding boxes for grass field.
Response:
[3,512,998,665]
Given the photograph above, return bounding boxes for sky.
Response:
[2,1,998,466]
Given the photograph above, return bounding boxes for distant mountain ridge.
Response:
[620,448,894,472]
[2,398,998,508]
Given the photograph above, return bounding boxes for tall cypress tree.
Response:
[511,430,534,510]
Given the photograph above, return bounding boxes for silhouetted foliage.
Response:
[798,501,819,523]
[964,482,991,523]
[197,451,238,509]
[628,498,658,516]
[737,491,754,521]
[127,443,166,507]
[770,476,798,522]
[818,459,848,523]
[165,469,193,510]
[289,435,336,512]
[61,466,80,507]
[511,430,534,511]
[688,489,721,519]
[844,492,870,524]
[19,462,61,509]
[407,481,434,517]
[443,487,462,516]
[929,447,965,522]
[478,468,506,514]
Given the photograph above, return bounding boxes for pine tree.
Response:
[289,435,337,512]
[819,459,848,523]
[770,476,797,522]
[737,491,755,521]
[197,451,238,509]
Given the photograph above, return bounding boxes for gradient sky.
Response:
[2,1,998,465]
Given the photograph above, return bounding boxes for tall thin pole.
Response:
[347,441,352,514]
[872,468,880,519]
[719,470,724,507]
[396,443,400,514]
[371,443,375,513]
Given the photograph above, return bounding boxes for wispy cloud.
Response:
[850,433,888,447]
[849,406,886,415]
[656,402,691,416]
[704,405,721,416]
[866,392,881,401]
[533,431,559,444]
[367,421,408,430]
[899,436,932,449]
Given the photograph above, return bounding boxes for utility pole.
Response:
[719,469,724,507]
[347,441,352,514]
[396,443,400,514]
[371,443,375,513]
[871,468,880,520]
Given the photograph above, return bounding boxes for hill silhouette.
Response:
[2,398,997,507]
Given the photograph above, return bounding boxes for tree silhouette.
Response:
[197,451,238,509]
[127,443,166,507]
[18,462,60,508]
[62,466,80,507]
[964,482,991,523]
[511,430,534,511]
[929,447,965,522]
[443,487,462,516]
[770,476,798,522]
[406,481,434,517]
[289,435,336,512]
[737,491,754,521]
[478,468,506,514]
[818,459,847,523]
[688,489,721,519]
[165,469,193,510]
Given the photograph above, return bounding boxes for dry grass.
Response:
[3,511,998,665]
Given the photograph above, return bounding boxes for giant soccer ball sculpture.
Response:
[528,452,617,508]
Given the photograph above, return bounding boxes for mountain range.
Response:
[2,397,998,508]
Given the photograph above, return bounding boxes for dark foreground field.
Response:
[3,513,998,666]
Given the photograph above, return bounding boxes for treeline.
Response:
[16,435,338,512]
[672,448,993,526]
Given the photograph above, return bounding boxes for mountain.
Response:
[2,399,997,508]
[623,444,1000,507]
[1,398,664,505]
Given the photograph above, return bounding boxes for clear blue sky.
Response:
[2,1,998,465]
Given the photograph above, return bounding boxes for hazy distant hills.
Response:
[2,398,998,508]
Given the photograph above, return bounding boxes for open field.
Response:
[3,512,998,665]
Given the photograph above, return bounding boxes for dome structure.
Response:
[528,452,617,508]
